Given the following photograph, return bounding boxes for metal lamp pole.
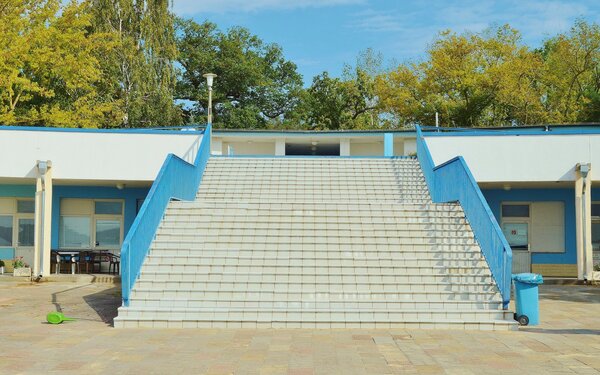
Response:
[203,73,217,124]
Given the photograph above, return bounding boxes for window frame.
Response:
[59,198,125,251]
[0,214,14,247]
[501,202,531,251]
[591,202,600,253]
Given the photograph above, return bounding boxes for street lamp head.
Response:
[203,73,217,88]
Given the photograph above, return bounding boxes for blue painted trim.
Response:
[0,248,15,259]
[0,125,205,135]
[213,155,415,159]
[0,185,35,197]
[120,125,211,306]
[213,131,416,137]
[416,125,512,309]
[421,125,600,136]
[416,126,436,193]
[384,133,394,157]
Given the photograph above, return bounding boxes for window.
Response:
[501,202,565,253]
[502,204,529,218]
[95,219,121,247]
[0,215,13,246]
[95,201,123,215]
[60,216,91,248]
[591,203,600,254]
[530,202,564,253]
[17,200,34,214]
[502,222,529,250]
[59,199,124,249]
[18,218,34,247]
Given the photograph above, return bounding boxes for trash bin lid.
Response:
[512,273,543,284]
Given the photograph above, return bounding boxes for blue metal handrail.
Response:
[416,125,512,308]
[120,124,212,306]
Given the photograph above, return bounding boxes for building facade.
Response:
[0,125,597,281]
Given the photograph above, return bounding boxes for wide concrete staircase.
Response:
[114,157,516,330]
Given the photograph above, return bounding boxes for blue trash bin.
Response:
[512,273,543,326]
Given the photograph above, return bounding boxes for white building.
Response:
[0,124,597,329]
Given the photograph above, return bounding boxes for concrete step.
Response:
[138,271,494,284]
[126,297,504,310]
[116,307,514,323]
[114,317,517,330]
[116,156,514,330]
[129,288,501,302]
[133,280,497,294]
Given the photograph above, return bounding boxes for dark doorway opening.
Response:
[285,143,340,156]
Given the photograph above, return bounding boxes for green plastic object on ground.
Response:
[46,312,76,324]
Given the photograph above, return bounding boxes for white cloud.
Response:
[347,0,596,61]
[348,9,405,32]
[172,0,365,16]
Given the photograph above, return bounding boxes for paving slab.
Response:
[0,280,598,374]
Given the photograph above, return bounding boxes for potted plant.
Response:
[593,263,600,282]
[0,260,4,275]
[13,256,31,277]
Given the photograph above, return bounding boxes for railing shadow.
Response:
[50,281,121,326]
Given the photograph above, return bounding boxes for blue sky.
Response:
[173,0,599,84]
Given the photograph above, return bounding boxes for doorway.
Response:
[285,142,340,156]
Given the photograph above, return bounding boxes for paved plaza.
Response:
[0,278,598,374]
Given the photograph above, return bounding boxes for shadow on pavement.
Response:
[51,282,121,326]
[82,286,121,325]
[539,285,600,304]
[522,328,600,335]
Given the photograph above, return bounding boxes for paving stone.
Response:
[0,281,599,374]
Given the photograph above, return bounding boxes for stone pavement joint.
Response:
[0,281,598,374]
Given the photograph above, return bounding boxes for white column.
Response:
[42,167,53,276]
[275,139,286,156]
[340,139,350,156]
[33,178,43,276]
[575,164,593,281]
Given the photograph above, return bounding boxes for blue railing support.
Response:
[120,124,212,306]
[416,125,513,309]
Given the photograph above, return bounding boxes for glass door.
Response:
[502,222,531,273]
[16,215,35,268]
[94,218,122,250]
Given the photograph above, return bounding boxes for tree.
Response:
[176,19,303,128]
[376,25,546,127]
[295,49,385,130]
[0,0,121,127]
[89,0,182,127]
[541,20,600,123]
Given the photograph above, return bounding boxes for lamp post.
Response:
[202,73,217,124]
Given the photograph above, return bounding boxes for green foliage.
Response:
[176,19,303,128]
[377,22,600,127]
[13,256,27,269]
[541,20,600,123]
[0,0,122,127]
[2,4,600,130]
[377,25,547,127]
[296,49,383,130]
[89,0,182,127]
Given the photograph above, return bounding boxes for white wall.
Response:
[0,130,202,182]
[426,134,600,182]
[223,141,276,155]
[350,142,384,156]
